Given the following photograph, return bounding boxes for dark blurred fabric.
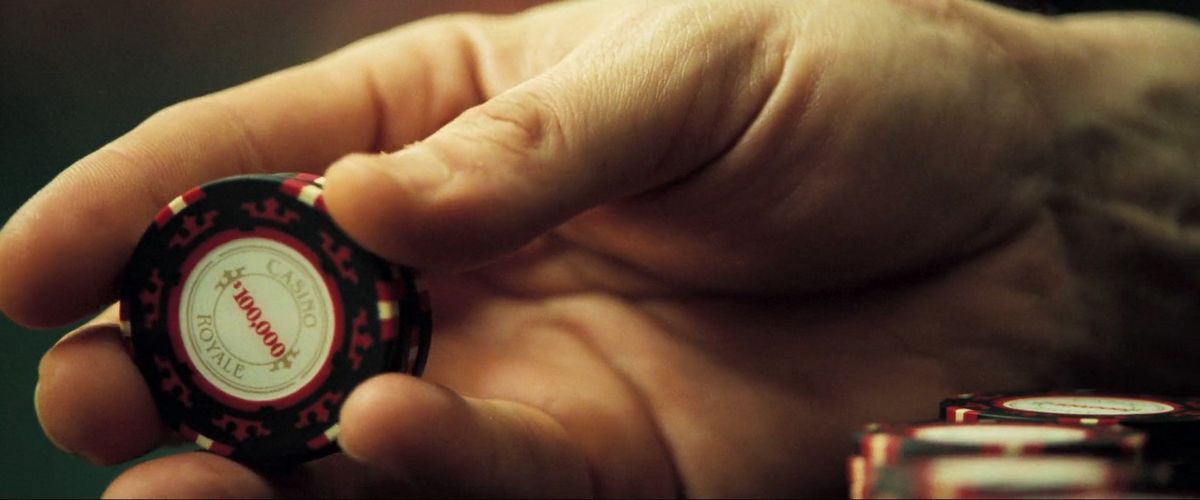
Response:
[1054,0,1199,15]
[991,0,1200,15]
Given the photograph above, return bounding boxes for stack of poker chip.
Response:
[941,391,1200,462]
[861,455,1167,499]
[849,390,1200,499]
[120,173,432,466]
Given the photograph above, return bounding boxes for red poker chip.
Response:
[941,390,1200,462]
[856,421,1146,466]
[120,174,431,466]
[941,391,1200,426]
[866,456,1162,499]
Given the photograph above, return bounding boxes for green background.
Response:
[1,1,1196,497]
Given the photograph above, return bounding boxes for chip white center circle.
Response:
[1002,396,1175,415]
[913,424,1088,444]
[929,456,1107,489]
[180,237,335,401]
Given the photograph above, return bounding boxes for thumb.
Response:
[322,14,782,270]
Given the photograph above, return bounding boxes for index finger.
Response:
[0,17,488,327]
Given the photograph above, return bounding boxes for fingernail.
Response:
[393,147,453,189]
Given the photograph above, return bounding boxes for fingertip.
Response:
[0,209,116,328]
[103,453,274,499]
[37,324,166,465]
[324,151,497,271]
[323,154,415,265]
[0,150,144,328]
[322,154,411,262]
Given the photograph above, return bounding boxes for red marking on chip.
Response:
[241,197,300,225]
[306,434,332,450]
[153,205,176,227]
[319,232,359,284]
[208,441,235,457]
[154,355,192,408]
[376,282,395,301]
[137,268,164,329]
[380,318,397,342]
[213,414,271,442]
[295,392,344,429]
[348,309,372,370]
[280,179,305,198]
[944,406,978,423]
[168,211,219,249]
[181,186,205,204]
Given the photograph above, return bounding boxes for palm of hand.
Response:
[382,2,1090,494]
[421,194,1083,497]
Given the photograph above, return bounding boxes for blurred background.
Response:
[0,1,540,496]
[1,0,1196,497]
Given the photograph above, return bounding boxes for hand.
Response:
[6,0,1200,497]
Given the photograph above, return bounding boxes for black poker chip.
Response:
[855,421,1146,466]
[940,391,1200,461]
[120,173,431,466]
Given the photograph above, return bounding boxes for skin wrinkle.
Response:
[540,14,820,296]
[205,93,272,175]
[467,92,559,165]
[858,12,1035,267]
[542,297,688,498]
[493,399,591,496]
[90,142,186,227]
[445,16,499,107]
[358,59,394,154]
[647,9,793,198]
[420,278,674,496]
[352,17,486,152]
[563,297,701,495]
[519,318,671,497]
[561,5,744,194]
[471,233,678,299]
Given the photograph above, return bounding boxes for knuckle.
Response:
[400,11,506,45]
[460,90,567,161]
[143,94,268,176]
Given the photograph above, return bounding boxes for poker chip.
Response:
[940,391,1200,460]
[120,174,432,466]
[866,456,1166,499]
[856,421,1146,466]
[847,455,871,500]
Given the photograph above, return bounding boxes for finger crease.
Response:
[206,94,271,175]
